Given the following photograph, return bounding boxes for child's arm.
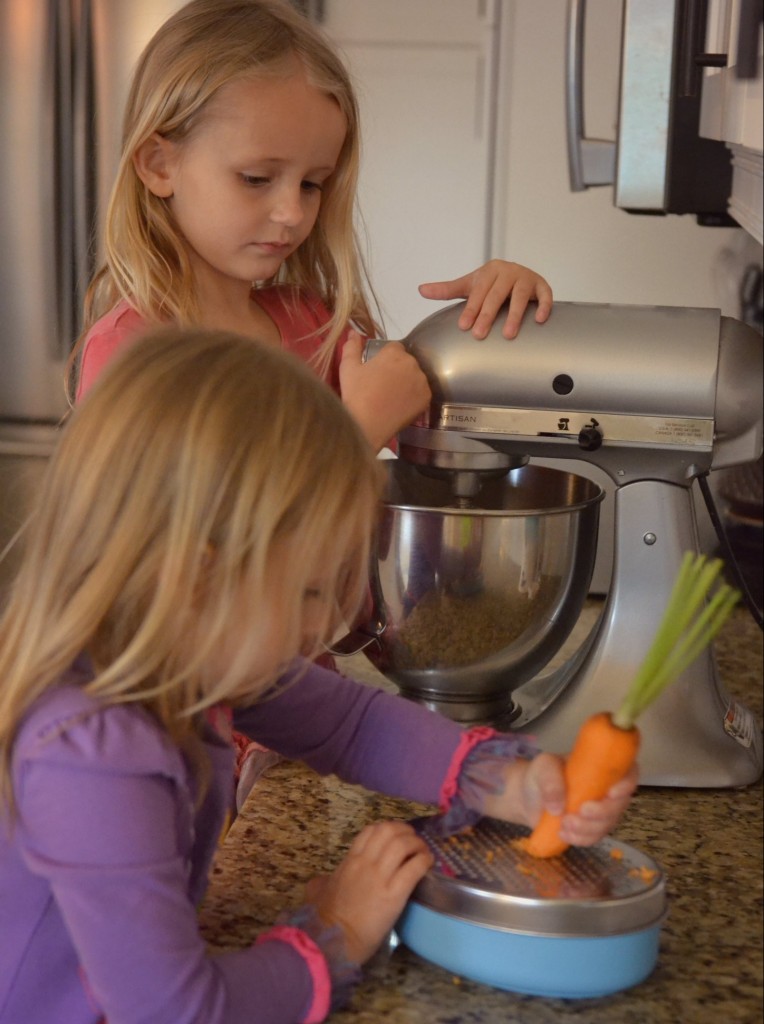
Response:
[419,258,553,340]
[235,663,635,849]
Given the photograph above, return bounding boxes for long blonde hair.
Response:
[1,328,381,809]
[72,0,379,378]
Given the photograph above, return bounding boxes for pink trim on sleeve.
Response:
[438,725,498,812]
[256,925,331,1024]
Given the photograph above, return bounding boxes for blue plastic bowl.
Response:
[396,901,663,998]
[395,817,666,998]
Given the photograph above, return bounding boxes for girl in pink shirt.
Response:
[69,0,554,450]
[68,0,557,802]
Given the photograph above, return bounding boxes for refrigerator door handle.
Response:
[565,0,616,191]
[50,0,76,359]
[72,0,97,353]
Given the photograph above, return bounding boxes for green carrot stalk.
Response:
[518,552,739,859]
[613,553,737,727]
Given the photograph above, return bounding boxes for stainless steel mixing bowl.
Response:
[366,460,603,721]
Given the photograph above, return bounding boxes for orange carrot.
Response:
[517,552,739,860]
[518,713,639,858]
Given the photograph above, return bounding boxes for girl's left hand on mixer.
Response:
[482,753,639,848]
[418,259,553,341]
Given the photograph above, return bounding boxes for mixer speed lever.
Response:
[578,420,603,451]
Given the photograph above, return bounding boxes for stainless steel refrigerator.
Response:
[0,0,185,590]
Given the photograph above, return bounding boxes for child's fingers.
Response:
[348,821,429,870]
[339,329,364,364]
[458,263,551,340]
[348,823,433,900]
[501,274,553,338]
[391,843,435,896]
[418,267,506,330]
[470,279,526,339]
[417,274,471,301]
[530,752,567,818]
[571,773,637,829]
[304,873,330,902]
[560,779,637,846]
[418,263,554,341]
[608,762,639,799]
[559,803,617,844]
[533,281,554,323]
[500,281,535,339]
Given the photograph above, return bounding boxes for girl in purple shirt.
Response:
[0,329,636,1024]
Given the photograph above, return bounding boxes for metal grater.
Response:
[410,816,666,937]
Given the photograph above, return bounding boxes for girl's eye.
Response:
[301,180,324,194]
[241,174,269,187]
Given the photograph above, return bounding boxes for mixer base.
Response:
[397,688,521,728]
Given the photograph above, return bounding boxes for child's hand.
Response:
[305,821,434,964]
[339,330,431,452]
[483,753,638,848]
[418,259,553,340]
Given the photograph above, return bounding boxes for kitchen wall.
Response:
[323,0,499,338]
[493,0,758,313]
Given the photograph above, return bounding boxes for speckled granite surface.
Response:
[199,606,763,1023]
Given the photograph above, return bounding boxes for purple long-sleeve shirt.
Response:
[0,658,465,1024]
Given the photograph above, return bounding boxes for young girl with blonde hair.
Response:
[0,330,634,1024]
[71,0,553,450]
[70,0,556,796]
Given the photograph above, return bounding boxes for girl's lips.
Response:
[255,241,290,254]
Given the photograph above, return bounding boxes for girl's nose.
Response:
[269,185,305,227]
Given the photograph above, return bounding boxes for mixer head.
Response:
[367,301,764,489]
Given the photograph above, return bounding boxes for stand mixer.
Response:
[357,300,763,787]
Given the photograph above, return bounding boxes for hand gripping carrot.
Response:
[519,553,739,859]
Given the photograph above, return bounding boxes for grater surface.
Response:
[410,816,666,937]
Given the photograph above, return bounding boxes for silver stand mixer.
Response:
[357,301,763,787]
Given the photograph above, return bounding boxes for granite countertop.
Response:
[199,606,763,1024]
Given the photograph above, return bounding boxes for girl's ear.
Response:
[133,133,178,198]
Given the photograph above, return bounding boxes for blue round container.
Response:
[396,818,666,998]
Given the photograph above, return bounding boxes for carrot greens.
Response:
[518,552,739,859]
[612,553,739,729]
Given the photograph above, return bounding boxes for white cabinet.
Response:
[320,0,500,336]
[700,0,764,243]
[321,0,491,43]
